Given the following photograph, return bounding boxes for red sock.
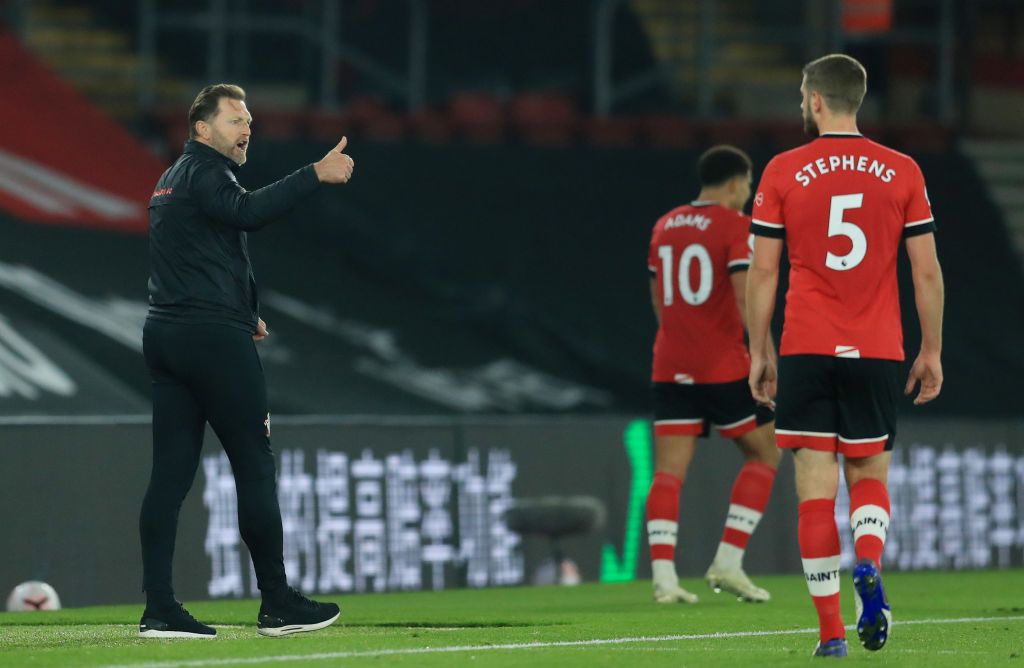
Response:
[799,498,845,642]
[646,472,682,562]
[720,462,776,551]
[849,478,890,569]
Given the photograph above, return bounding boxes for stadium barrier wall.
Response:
[2,141,1023,418]
[1,416,1023,607]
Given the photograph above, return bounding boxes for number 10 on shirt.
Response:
[657,243,713,306]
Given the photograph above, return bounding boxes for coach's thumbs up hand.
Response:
[314,137,355,184]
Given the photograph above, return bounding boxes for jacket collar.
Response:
[183,139,241,171]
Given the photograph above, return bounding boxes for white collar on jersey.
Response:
[690,200,719,207]
[819,131,864,137]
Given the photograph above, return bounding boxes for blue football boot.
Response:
[812,637,848,658]
[852,558,892,651]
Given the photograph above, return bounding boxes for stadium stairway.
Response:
[629,0,802,117]
[962,139,1024,265]
[18,0,190,121]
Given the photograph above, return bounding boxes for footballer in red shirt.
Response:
[746,55,944,657]
[645,146,780,604]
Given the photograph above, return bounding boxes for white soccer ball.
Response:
[6,581,61,611]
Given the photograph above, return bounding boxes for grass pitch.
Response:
[1,570,1022,667]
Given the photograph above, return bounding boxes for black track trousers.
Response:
[139,319,285,596]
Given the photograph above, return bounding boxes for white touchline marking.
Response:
[102,615,1024,668]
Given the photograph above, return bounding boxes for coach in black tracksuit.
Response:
[138,84,353,639]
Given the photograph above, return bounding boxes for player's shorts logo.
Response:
[264,412,271,437]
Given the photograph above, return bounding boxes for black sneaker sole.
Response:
[138,628,216,639]
[257,611,341,637]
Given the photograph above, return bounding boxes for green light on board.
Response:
[599,419,653,582]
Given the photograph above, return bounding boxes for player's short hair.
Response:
[802,54,867,115]
[188,83,246,139]
[697,145,752,187]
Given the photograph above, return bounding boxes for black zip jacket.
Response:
[146,140,320,332]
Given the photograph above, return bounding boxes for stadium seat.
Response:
[448,91,506,144]
[508,92,580,146]
[754,121,807,151]
[583,117,640,147]
[409,109,455,144]
[705,120,758,148]
[307,110,356,141]
[251,112,304,141]
[640,114,696,148]
[347,96,407,142]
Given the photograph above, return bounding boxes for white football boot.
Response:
[704,562,771,602]
[652,561,699,603]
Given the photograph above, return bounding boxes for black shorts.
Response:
[652,379,774,439]
[775,355,900,457]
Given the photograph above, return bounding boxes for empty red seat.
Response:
[640,115,695,148]
[508,92,579,146]
[583,117,639,147]
[449,91,505,143]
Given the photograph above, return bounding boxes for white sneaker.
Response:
[704,563,771,602]
[652,579,699,604]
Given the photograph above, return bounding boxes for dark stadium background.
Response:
[1,0,1022,606]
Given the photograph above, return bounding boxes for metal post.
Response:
[828,0,844,54]
[803,0,826,61]
[321,0,339,110]
[139,0,157,111]
[696,0,715,118]
[936,0,955,124]
[233,0,250,83]
[408,0,428,112]
[208,0,227,83]
[593,0,615,117]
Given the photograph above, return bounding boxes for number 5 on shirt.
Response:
[826,193,866,271]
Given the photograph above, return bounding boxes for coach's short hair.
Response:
[188,83,246,139]
[802,54,867,115]
[698,145,752,187]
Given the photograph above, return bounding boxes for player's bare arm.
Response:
[904,232,944,405]
[730,270,776,359]
[649,278,662,324]
[731,271,748,327]
[746,236,782,405]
